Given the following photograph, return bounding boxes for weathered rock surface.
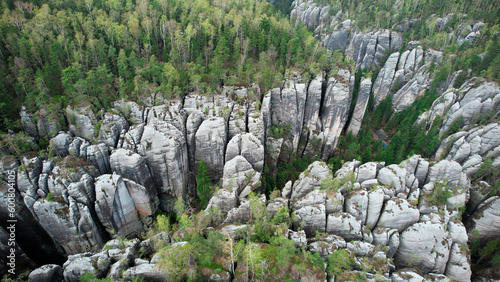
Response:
[28,264,63,282]
[195,117,227,180]
[225,133,264,172]
[321,70,352,159]
[347,77,372,135]
[66,106,98,142]
[138,118,188,209]
[94,174,146,237]
[290,161,332,203]
[222,156,261,200]
[34,197,106,255]
[98,113,129,148]
[394,222,452,274]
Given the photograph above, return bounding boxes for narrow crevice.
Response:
[318,72,328,121]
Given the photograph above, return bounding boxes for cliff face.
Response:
[14,69,500,280]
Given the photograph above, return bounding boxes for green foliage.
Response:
[196,160,212,209]
[79,273,112,282]
[0,0,331,131]
[0,132,36,156]
[327,249,354,277]
[46,193,54,202]
[429,181,452,206]
[321,172,356,194]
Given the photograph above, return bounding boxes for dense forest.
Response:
[0,0,333,132]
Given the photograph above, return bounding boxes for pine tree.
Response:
[196,160,212,208]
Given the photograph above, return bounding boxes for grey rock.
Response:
[356,162,378,183]
[34,197,106,255]
[289,230,307,248]
[293,204,326,237]
[228,103,246,141]
[394,222,452,274]
[447,220,468,245]
[47,156,99,199]
[376,198,419,232]
[110,148,155,192]
[94,174,145,237]
[20,106,39,138]
[17,155,42,199]
[63,252,111,282]
[345,189,369,224]
[321,70,352,159]
[98,112,129,148]
[225,133,264,172]
[222,156,261,200]
[466,196,500,244]
[293,189,326,210]
[266,197,289,218]
[440,81,500,135]
[347,77,372,135]
[66,105,98,142]
[290,161,332,203]
[326,212,363,241]
[377,164,407,196]
[29,264,63,282]
[68,137,89,158]
[146,103,186,134]
[425,160,469,190]
[84,143,110,174]
[326,191,344,214]
[113,100,146,124]
[195,117,227,180]
[325,29,350,51]
[444,243,471,282]
[49,132,73,158]
[138,118,188,209]
[302,74,323,134]
[122,263,169,281]
[120,123,145,152]
[366,188,385,230]
[372,52,399,107]
[391,270,425,282]
[224,199,252,224]
[205,189,238,223]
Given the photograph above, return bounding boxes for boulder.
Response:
[97,112,129,148]
[293,204,326,237]
[195,117,227,180]
[63,252,111,282]
[49,132,72,158]
[84,143,110,174]
[34,197,106,255]
[94,174,145,237]
[344,189,369,224]
[225,133,264,172]
[222,156,261,199]
[138,118,188,209]
[326,212,363,241]
[122,263,169,281]
[376,198,419,232]
[444,243,472,282]
[290,161,332,203]
[394,222,452,274]
[466,196,500,244]
[66,105,98,142]
[29,264,63,282]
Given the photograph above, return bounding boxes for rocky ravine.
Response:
[3,70,499,280]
